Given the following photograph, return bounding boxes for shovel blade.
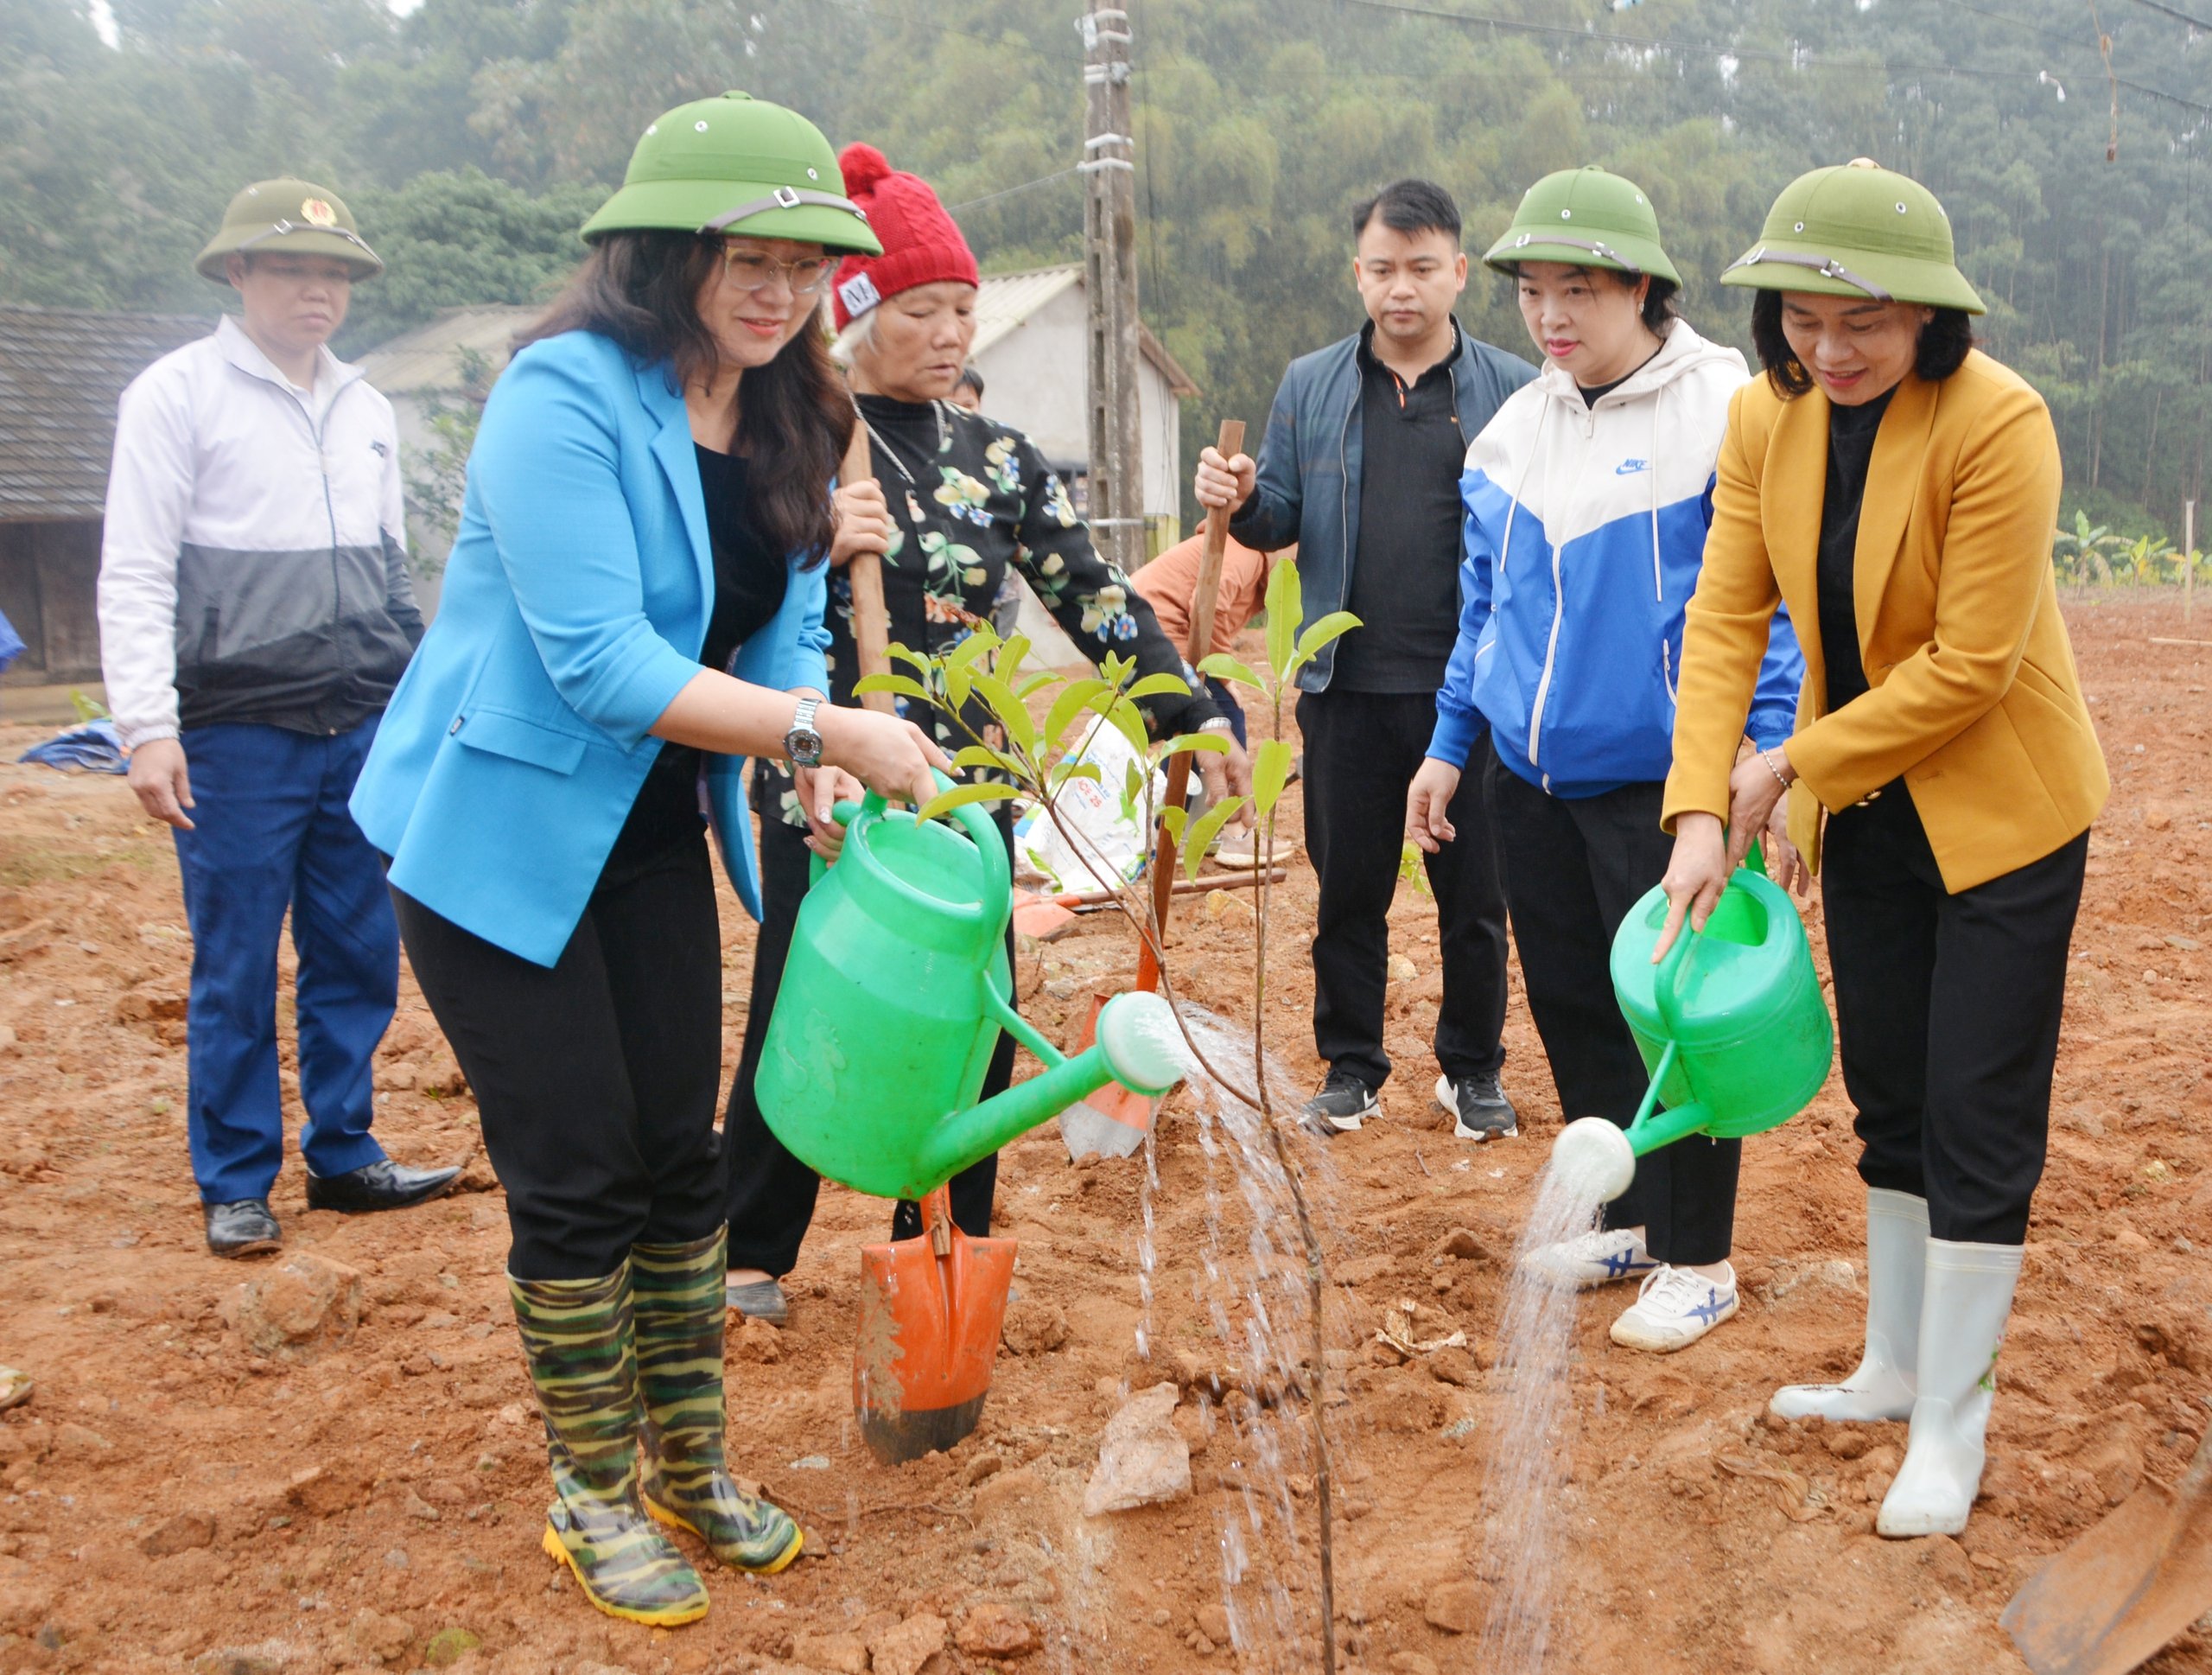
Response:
[1056,992,1168,1160]
[853,1198,1016,1466]
[2002,1474,2212,1675]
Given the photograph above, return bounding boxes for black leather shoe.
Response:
[304,1158,461,1214]
[206,1198,282,1258]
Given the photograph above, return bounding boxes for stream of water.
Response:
[1151,999,1352,1672]
[1472,1150,1610,1672]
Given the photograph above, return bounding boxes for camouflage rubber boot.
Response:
[510,1264,711,1626]
[632,1230,804,1574]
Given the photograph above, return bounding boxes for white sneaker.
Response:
[1609,1263,1739,1353]
[1527,1226,1658,1290]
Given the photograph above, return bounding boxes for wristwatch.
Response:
[784,696,824,768]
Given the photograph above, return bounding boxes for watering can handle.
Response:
[1653,920,1702,1041]
[817,770,1013,927]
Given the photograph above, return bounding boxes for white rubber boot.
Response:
[1770,1188,1928,1422]
[1876,1239,2024,1539]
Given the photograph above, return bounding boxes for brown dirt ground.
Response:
[0,596,2208,1675]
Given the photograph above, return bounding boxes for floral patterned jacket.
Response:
[758,392,1220,827]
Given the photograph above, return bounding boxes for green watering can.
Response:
[755,776,1183,1203]
[1552,850,1834,1204]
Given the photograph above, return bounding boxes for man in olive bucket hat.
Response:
[99,179,454,1259]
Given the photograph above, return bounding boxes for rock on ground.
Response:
[867,1612,949,1675]
[1423,1579,1483,1634]
[957,1601,1042,1658]
[223,1252,364,1360]
[789,1630,868,1674]
[1082,1381,1192,1515]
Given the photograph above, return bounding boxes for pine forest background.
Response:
[6,0,2212,556]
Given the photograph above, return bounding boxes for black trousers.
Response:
[1822,788,2087,1246]
[722,812,1004,1276]
[391,839,728,1282]
[1298,687,1508,1091]
[1484,748,1739,1265]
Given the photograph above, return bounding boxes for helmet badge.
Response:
[300,198,337,228]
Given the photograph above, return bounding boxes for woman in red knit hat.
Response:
[721,144,1249,1322]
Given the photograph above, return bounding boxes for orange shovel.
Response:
[837,420,1018,1462]
[853,1184,1017,1463]
[1058,419,1245,1162]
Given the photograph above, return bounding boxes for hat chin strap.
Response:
[702,184,867,232]
[1726,246,1893,302]
[1506,231,1641,272]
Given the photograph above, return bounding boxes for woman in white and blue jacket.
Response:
[351,96,946,1626]
[1406,169,1803,1353]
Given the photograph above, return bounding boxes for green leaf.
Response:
[944,632,996,672]
[1045,678,1112,748]
[1251,738,1294,819]
[951,743,1022,774]
[1103,695,1151,764]
[1121,758,1147,819]
[1196,653,1263,691]
[1183,795,1248,879]
[1160,730,1230,756]
[971,672,1036,755]
[1046,759,1103,791]
[1264,558,1303,682]
[941,660,974,716]
[1122,671,1193,704]
[1294,610,1363,663]
[1016,672,1058,701]
[997,634,1033,682]
[887,644,931,672]
[916,781,1020,824]
[854,672,932,704]
[1159,804,1188,847]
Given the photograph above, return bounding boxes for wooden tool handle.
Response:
[840,423,897,716]
[1142,417,1248,983]
[1182,418,1246,666]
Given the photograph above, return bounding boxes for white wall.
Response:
[969,283,1183,520]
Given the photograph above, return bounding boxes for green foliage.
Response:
[10,0,2212,541]
[859,631,1223,834]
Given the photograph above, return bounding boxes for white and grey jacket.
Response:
[99,315,423,748]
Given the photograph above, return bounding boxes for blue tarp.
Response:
[18,720,127,774]
[0,608,22,677]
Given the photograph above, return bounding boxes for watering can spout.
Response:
[913,992,1184,1190]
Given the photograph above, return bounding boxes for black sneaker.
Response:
[205,1197,282,1258]
[1300,1071,1379,1137]
[1435,1072,1517,1142]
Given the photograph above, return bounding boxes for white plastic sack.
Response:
[1014,721,1165,895]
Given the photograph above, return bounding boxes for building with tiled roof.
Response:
[0,303,216,687]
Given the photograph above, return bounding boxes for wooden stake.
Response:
[2186,498,2196,629]
[1140,417,1246,988]
[841,423,896,714]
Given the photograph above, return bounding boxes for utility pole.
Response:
[1079,3,1144,574]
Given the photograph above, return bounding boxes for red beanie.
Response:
[830,143,980,331]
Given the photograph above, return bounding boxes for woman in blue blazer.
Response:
[351,94,944,1629]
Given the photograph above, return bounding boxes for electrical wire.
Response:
[944,166,1084,214]
[2125,0,2212,30]
[1341,0,2212,116]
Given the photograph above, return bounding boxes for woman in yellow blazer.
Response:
[1656,160,2107,1541]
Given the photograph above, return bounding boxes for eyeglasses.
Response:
[718,245,833,296]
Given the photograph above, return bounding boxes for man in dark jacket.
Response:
[1194,179,1534,1139]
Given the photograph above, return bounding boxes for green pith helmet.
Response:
[1722,158,1984,315]
[582,91,883,255]
[194,179,383,283]
[1484,166,1681,287]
